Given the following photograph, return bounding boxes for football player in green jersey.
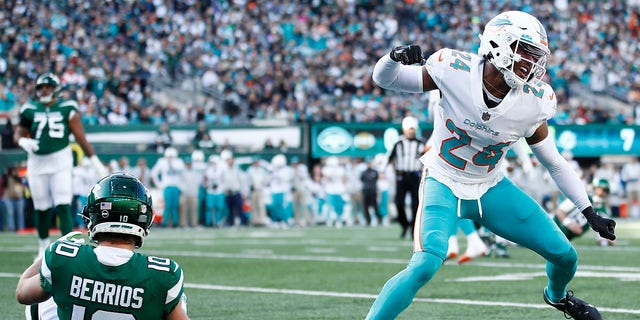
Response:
[14,72,108,257]
[16,173,189,320]
[553,179,614,246]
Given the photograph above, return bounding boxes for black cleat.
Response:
[543,289,602,320]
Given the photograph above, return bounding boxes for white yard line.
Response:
[185,283,640,315]
[145,249,640,273]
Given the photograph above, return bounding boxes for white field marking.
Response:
[145,250,640,273]
[2,243,640,274]
[145,250,409,264]
[367,246,401,252]
[306,248,336,254]
[184,283,640,315]
[0,273,638,315]
[0,272,21,278]
[241,249,274,255]
[450,270,640,282]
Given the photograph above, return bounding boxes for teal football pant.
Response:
[366,177,577,319]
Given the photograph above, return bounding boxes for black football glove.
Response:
[582,206,616,240]
[389,45,424,65]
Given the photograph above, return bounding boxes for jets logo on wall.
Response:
[317,127,353,154]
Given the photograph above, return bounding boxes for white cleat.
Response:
[458,233,487,264]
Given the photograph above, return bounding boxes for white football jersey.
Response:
[423,48,557,199]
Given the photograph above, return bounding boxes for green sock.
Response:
[35,209,52,239]
[55,204,74,235]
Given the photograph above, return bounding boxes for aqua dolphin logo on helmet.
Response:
[478,11,550,89]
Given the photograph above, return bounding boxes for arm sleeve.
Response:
[529,134,591,211]
[512,139,534,175]
[372,54,424,93]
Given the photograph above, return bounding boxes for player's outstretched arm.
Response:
[69,112,108,177]
[527,123,616,240]
[372,45,427,93]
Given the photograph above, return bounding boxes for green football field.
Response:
[2,220,639,320]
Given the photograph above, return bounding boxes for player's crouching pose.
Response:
[365,11,615,320]
[16,173,189,320]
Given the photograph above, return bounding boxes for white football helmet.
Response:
[191,150,205,163]
[478,11,550,88]
[326,156,339,167]
[164,147,178,158]
[220,149,233,161]
[271,154,287,168]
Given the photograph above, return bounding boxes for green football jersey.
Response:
[19,99,78,155]
[555,195,609,240]
[41,241,184,320]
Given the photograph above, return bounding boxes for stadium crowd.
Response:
[0,0,639,126]
[2,149,639,234]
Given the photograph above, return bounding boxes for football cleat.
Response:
[543,289,602,320]
[457,235,488,264]
[446,236,459,260]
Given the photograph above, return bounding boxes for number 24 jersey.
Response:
[423,48,557,199]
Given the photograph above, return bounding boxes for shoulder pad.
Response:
[19,102,37,113]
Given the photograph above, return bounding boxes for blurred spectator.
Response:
[291,157,312,227]
[246,158,270,227]
[361,160,382,226]
[0,1,634,126]
[152,123,173,153]
[180,157,200,228]
[218,150,248,227]
[151,147,185,228]
[3,165,25,232]
[117,156,133,174]
[1,120,19,150]
[193,123,216,151]
[130,157,153,188]
[71,158,98,227]
[621,157,640,218]
[269,154,294,228]
[0,83,15,115]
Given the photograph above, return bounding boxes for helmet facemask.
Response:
[35,73,62,104]
[502,39,548,88]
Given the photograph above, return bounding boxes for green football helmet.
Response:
[35,72,62,103]
[593,178,610,194]
[83,172,153,248]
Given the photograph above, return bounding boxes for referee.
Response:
[388,116,426,239]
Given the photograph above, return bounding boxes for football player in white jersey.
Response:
[366,11,615,320]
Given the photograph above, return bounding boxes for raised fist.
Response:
[390,45,424,65]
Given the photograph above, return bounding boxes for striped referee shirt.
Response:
[388,136,426,172]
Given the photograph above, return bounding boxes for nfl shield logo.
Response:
[482,112,491,121]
